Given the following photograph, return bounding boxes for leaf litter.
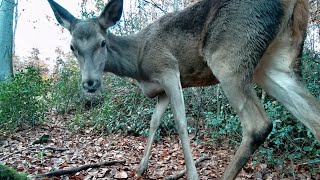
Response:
[0,113,319,179]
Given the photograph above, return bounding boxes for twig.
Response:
[290,157,296,180]
[1,146,68,162]
[165,155,211,180]
[41,146,69,152]
[143,0,167,14]
[298,159,320,166]
[32,160,126,178]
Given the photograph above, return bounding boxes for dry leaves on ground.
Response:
[1,114,319,179]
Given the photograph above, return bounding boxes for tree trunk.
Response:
[0,0,15,80]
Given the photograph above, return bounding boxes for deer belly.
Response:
[180,69,219,88]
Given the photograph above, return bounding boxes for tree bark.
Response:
[0,0,15,80]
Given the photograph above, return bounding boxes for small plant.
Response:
[0,66,49,132]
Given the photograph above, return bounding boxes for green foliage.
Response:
[66,74,169,137]
[0,66,49,132]
[0,165,29,180]
[205,112,241,144]
[255,100,319,163]
[50,60,84,114]
[302,50,320,97]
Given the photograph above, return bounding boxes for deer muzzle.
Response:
[82,80,101,93]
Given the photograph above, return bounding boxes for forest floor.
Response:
[1,112,320,180]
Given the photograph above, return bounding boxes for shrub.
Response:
[49,61,84,114]
[0,66,49,133]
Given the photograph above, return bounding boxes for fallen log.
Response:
[32,160,126,179]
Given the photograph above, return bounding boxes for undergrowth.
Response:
[0,66,49,133]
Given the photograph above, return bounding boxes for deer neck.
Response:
[104,33,140,80]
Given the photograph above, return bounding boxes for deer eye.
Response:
[70,45,75,51]
[101,40,106,47]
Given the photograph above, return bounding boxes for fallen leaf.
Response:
[114,171,128,179]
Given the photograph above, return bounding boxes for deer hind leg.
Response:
[254,39,320,141]
[206,51,272,180]
[137,93,169,176]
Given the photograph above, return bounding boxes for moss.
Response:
[0,165,29,180]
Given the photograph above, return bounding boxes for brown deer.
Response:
[47,0,320,179]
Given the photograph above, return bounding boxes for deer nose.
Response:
[83,80,100,93]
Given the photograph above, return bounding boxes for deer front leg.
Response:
[160,72,199,180]
[137,93,169,176]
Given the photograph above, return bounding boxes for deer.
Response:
[47,0,320,179]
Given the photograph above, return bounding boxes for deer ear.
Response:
[98,0,123,29]
[48,0,77,32]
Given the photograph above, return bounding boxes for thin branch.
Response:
[298,159,320,166]
[1,146,68,161]
[41,146,69,152]
[32,160,126,179]
[143,0,167,14]
[165,155,211,180]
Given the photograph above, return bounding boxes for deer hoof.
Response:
[136,160,148,176]
[187,171,199,180]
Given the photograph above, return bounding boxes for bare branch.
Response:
[143,0,167,14]
[41,146,69,152]
[298,159,320,166]
[32,160,126,179]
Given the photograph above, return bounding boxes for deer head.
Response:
[48,0,123,93]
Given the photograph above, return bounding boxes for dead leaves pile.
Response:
[0,114,319,179]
